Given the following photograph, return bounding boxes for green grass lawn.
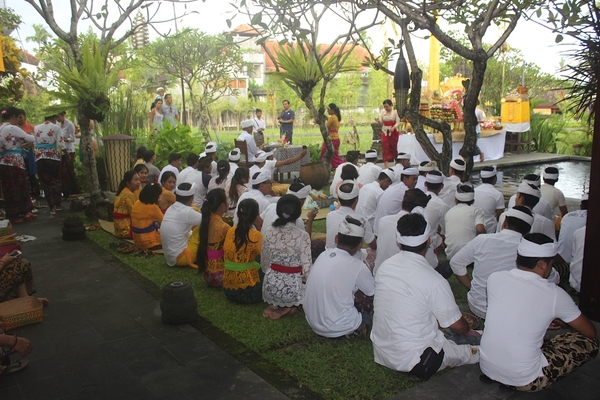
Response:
[86,220,471,400]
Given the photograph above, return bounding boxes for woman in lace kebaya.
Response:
[261,194,312,319]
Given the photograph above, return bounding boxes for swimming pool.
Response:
[470,160,591,199]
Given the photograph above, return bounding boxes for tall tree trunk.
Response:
[460,56,487,177]
[403,69,453,174]
[78,113,106,219]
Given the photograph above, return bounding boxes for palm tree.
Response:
[25,24,51,53]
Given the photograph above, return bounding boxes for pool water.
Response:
[470,161,591,199]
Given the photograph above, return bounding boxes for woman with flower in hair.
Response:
[197,188,230,287]
[113,170,141,239]
[131,182,164,250]
[0,107,36,223]
[375,99,400,168]
[223,198,263,304]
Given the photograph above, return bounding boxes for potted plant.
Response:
[300,143,329,190]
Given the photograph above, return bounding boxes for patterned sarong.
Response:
[0,165,33,219]
[37,159,62,208]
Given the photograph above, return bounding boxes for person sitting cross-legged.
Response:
[372,209,481,381]
[160,182,203,268]
[304,215,375,339]
[480,233,599,392]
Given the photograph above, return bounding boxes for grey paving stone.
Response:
[140,365,200,398]
[0,385,24,399]
[18,371,85,400]
[84,378,154,400]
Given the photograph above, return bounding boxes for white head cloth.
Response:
[205,141,217,154]
[396,206,430,247]
[254,150,268,163]
[505,207,534,226]
[338,215,366,238]
[337,180,360,200]
[418,161,437,172]
[229,148,241,161]
[523,175,541,187]
[518,182,541,198]
[402,167,419,176]
[543,167,559,180]
[382,169,396,181]
[480,166,497,178]
[199,152,207,158]
[396,152,411,160]
[175,182,197,196]
[450,157,466,171]
[425,172,444,184]
[455,184,475,201]
[287,184,312,199]
[251,170,271,185]
[241,119,254,129]
[365,149,378,159]
[518,237,558,258]
[582,193,589,201]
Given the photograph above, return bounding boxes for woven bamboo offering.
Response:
[0,297,44,331]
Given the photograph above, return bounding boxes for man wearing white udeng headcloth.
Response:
[373,167,419,234]
[507,174,552,220]
[357,149,382,185]
[444,183,486,260]
[372,210,481,381]
[439,157,466,209]
[540,166,568,217]
[473,165,505,233]
[450,206,533,318]
[480,233,598,392]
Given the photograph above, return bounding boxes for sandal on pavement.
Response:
[24,214,37,221]
[1,358,29,375]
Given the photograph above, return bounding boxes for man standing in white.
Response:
[237,120,260,163]
[507,174,552,220]
[356,169,394,229]
[439,157,467,208]
[557,194,588,263]
[444,183,486,260]
[497,182,556,240]
[357,149,382,185]
[252,108,266,148]
[450,206,534,318]
[325,180,376,250]
[540,166,568,217]
[473,166,505,233]
[372,210,481,381]
[304,216,375,339]
[480,233,598,392]
[374,189,431,274]
[161,94,180,125]
[373,167,419,234]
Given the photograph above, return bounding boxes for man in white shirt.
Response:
[557,194,587,263]
[237,120,260,163]
[450,206,534,318]
[250,148,308,178]
[234,170,273,227]
[357,149,382,185]
[56,111,79,198]
[507,174,552,220]
[394,152,411,174]
[185,156,213,207]
[330,151,360,198]
[325,180,376,250]
[444,183,486,260]
[372,210,481,381]
[569,226,586,293]
[227,148,241,182]
[160,183,203,268]
[373,167,419,233]
[439,157,466,208]
[161,94,180,125]
[304,215,375,339]
[204,141,218,178]
[416,161,436,192]
[540,166,568,217]
[356,169,394,229]
[178,153,199,185]
[497,182,556,240]
[374,188,431,274]
[480,233,598,391]
[424,170,450,272]
[158,153,181,184]
[474,166,505,233]
[252,108,266,148]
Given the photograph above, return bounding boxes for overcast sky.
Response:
[9,0,577,77]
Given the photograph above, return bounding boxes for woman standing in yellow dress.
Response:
[197,189,230,287]
[320,103,343,168]
[113,171,141,239]
[223,198,263,304]
[131,183,163,250]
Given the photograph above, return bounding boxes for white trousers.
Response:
[439,338,480,370]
